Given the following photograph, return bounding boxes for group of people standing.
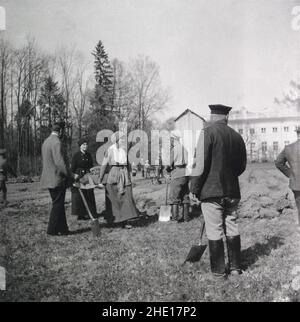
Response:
[40,123,140,236]
[36,102,300,279]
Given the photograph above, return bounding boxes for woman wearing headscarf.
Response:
[71,138,97,220]
[98,132,140,228]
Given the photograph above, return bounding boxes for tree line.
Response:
[0,37,170,176]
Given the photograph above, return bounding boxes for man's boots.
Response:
[226,235,242,275]
[208,239,226,278]
[171,204,179,221]
[3,192,8,206]
[182,203,190,222]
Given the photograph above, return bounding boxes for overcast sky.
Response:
[1,0,300,120]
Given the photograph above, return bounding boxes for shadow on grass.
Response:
[94,210,159,229]
[129,212,159,227]
[241,236,285,270]
[69,227,92,235]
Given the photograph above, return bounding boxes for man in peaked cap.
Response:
[40,121,72,236]
[0,149,17,206]
[165,129,190,222]
[275,126,300,233]
[190,104,247,278]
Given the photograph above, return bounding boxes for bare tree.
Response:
[11,38,49,173]
[72,58,93,139]
[128,55,170,130]
[0,38,12,147]
[111,58,135,125]
[275,79,300,110]
[56,46,77,151]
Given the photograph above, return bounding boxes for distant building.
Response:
[174,108,206,175]
[229,107,300,161]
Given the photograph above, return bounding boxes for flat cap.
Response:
[209,104,232,115]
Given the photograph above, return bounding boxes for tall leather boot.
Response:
[208,239,226,277]
[177,205,184,222]
[171,204,179,221]
[182,203,190,222]
[226,235,242,275]
[3,192,8,206]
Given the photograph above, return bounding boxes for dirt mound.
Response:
[239,168,293,220]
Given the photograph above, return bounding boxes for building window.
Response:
[250,142,255,150]
[238,129,243,135]
[250,128,255,135]
[284,126,289,132]
[262,141,267,152]
[272,127,278,133]
[273,141,278,151]
[284,141,290,145]
[261,128,266,133]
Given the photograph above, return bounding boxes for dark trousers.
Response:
[47,187,69,235]
[293,190,300,225]
[0,180,7,201]
[169,176,190,205]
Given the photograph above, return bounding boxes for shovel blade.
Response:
[91,219,101,237]
[185,245,207,263]
[159,205,172,222]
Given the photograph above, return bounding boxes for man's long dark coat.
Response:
[190,119,247,201]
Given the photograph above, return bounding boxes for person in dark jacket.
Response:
[275,126,300,233]
[0,149,17,206]
[190,104,247,278]
[71,138,97,220]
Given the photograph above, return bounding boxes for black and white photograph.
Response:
[1,0,300,305]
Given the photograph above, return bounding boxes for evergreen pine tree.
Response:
[92,40,114,113]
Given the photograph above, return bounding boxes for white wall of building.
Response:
[229,110,300,161]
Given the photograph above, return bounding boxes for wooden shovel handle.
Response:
[165,181,169,206]
[78,188,96,221]
[199,220,206,245]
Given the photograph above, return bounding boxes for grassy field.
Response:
[1,162,300,302]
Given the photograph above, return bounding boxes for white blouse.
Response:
[109,144,127,164]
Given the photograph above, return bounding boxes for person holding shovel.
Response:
[165,129,190,222]
[71,138,97,221]
[0,149,17,206]
[275,126,300,233]
[190,105,247,278]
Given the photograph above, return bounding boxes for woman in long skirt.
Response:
[71,138,97,220]
[98,132,140,228]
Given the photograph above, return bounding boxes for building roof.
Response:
[174,108,206,122]
[229,106,300,121]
